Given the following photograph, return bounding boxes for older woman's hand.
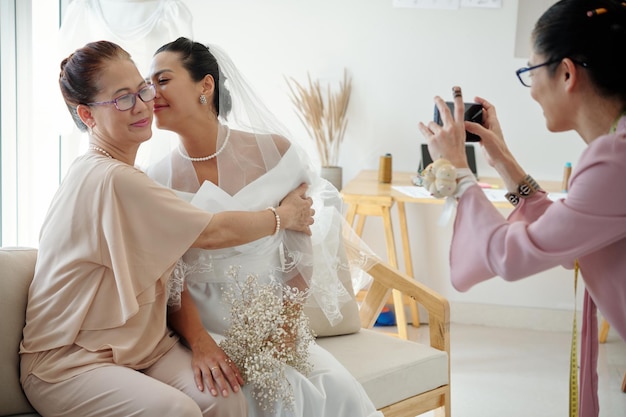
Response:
[418,86,470,169]
[277,183,315,236]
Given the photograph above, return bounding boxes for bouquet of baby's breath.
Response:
[219,267,315,412]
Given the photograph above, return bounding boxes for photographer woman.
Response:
[418,1,626,416]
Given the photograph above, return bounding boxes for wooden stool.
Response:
[599,319,626,393]
[599,318,610,343]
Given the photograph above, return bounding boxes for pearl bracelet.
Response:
[267,207,281,236]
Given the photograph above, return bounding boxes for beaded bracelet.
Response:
[267,207,281,236]
[504,175,542,206]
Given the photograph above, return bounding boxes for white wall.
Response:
[184,0,584,182]
[6,0,582,328]
[182,0,584,328]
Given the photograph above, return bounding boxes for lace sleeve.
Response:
[166,259,187,310]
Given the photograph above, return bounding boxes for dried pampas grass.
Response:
[286,69,352,167]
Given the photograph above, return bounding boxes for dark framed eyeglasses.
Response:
[88,84,156,111]
[515,58,589,87]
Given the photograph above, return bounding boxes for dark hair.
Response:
[59,41,131,132]
[532,0,626,105]
[154,37,232,117]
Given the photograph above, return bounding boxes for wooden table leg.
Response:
[380,206,409,340]
[381,206,397,268]
[597,319,625,393]
[397,201,420,327]
[342,198,409,340]
[599,319,610,343]
[345,203,358,229]
[355,215,367,237]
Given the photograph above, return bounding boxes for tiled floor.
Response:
[373,322,626,417]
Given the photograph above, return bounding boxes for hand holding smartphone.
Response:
[433,101,483,142]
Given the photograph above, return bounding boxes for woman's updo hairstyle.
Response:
[59,41,131,131]
[532,0,626,104]
[155,37,233,118]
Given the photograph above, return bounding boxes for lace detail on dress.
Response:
[276,241,302,274]
[306,249,354,325]
[167,257,214,308]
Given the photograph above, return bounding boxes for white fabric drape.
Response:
[59,0,193,76]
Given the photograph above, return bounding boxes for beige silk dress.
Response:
[19,153,213,384]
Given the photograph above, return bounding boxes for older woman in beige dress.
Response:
[19,40,313,417]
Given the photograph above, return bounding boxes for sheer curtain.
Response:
[1,0,42,247]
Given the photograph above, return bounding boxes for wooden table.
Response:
[341,170,562,339]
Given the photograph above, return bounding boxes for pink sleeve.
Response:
[450,135,626,292]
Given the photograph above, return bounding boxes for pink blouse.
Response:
[450,116,626,417]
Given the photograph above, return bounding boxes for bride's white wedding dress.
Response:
[148,144,382,417]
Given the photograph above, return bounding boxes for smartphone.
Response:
[433,101,483,142]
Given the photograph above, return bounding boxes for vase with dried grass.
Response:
[285,69,352,190]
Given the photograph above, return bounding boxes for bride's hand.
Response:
[188,331,244,397]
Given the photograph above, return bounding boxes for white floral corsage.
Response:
[419,158,477,226]
[421,158,457,198]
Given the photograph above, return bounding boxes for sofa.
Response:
[1,247,450,417]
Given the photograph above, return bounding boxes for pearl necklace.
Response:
[89,145,112,159]
[178,126,231,162]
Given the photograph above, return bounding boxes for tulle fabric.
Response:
[148,142,375,327]
[142,42,377,327]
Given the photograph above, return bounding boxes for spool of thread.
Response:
[379,153,392,183]
[562,162,572,192]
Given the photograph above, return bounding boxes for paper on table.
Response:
[392,185,435,199]
[393,185,510,202]
[481,189,509,203]
[394,185,569,203]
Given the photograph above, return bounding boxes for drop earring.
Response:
[200,94,207,105]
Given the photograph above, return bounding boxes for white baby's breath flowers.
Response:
[219,266,315,412]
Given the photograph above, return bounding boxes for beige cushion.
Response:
[304,263,361,337]
[317,328,449,409]
[0,247,38,416]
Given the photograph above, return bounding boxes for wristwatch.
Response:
[505,175,541,206]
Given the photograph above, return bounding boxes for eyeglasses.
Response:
[88,84,156,111]
[515,58,589,87]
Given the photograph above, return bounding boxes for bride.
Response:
[144,37,382,417]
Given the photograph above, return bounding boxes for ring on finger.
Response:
[210,366,219,372]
